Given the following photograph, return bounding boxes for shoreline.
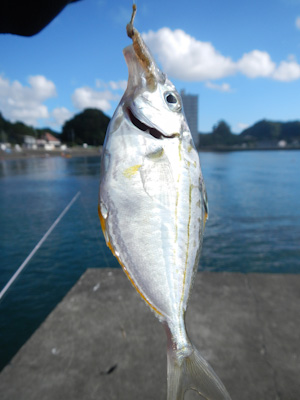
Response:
[197,145,300,152]
[0,147,102,161]
[1,145,300,161]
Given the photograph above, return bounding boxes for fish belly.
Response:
[99,121,203,323]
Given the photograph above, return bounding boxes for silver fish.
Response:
[98,5,231,400]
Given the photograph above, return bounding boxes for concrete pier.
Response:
[0,269,299,400]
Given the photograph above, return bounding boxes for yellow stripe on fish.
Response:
[123,164,142,178]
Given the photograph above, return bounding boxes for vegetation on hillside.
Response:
[0,109,110,146]
[0,112,59,144]
[240,120,300,143]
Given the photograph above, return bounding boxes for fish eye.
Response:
[166,94,177,103]
[164,91,181,112]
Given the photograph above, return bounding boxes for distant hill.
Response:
[240,120,300,143]
[199,119,300,149]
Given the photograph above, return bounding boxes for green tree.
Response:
[8,121,36,144]
[212,120,231,135]
[199,120,241,147]
[61,108,110,146]
[211,120,239,146]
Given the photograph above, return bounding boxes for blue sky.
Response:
[0,0,300,133]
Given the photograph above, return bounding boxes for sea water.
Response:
[0,151,299,369]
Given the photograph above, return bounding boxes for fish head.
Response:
[121,44,191,142]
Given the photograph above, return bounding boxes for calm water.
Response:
[0,151,300,369]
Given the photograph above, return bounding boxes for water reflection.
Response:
[0,155,101,179]
[200,150,300,272]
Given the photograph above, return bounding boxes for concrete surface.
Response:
[0,269,299,400]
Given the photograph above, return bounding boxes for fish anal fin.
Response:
[121,264,163,317]
[98,203,115,254]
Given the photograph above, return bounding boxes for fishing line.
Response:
[0,191,81,301]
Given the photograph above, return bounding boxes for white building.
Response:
[23,135,37,149]
[180,90,199,147]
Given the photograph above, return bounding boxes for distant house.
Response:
[37,133,61,150]
[44,132,61,150]
[23,135,37,149]
[36,138,47,148]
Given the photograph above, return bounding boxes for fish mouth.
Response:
[127,107,178,140]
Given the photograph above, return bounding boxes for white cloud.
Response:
[72,87,119,112]
[142,28,236,81]
[272,60,300,81]
[237,50,276,78]
[10,105,49,123]
[52,107,73,126]
[108,80,127,90]
[296,16,300,29]
[28,75,56,100]
[205,81,232,92]
[0,75,56,126]
[95,79,127,91]
[142,28,300,83]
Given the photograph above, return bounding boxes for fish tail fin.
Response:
[166,336,231,400]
